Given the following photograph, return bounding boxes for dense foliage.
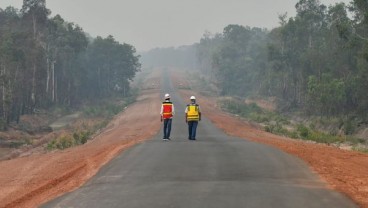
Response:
[196,0,368,120]
[0,0,140,125]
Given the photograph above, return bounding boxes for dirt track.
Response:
[0,69,367,207]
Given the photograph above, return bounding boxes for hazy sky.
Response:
[0,0,351,52]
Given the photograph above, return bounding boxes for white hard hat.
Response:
[165,93,170,99]
[190,96,196,100]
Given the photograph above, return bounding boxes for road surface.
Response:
[42,70,356,208]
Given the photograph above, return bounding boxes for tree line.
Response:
[0,0,140,126]
[196,0,368,121]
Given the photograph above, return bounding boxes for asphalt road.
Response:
[42,70,356,208]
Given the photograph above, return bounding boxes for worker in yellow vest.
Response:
[160,93,175,140]
[185,96,201,140]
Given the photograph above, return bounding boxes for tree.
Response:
[193,0,368,121]
[0,2,140,127]
[84,36,140,99]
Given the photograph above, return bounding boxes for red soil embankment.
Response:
[0,71,162,208]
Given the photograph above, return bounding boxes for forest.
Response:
[139,0,368,138]
[1,0,368,133]
[0,0,140,127]
[196,0,367,122]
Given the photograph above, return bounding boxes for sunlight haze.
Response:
[0,0,352,51]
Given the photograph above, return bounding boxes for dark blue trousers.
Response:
[163,119,172,139]
[187,121,198,140]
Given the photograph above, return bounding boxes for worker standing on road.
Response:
[185,96,201,140]
[160,93,175,141]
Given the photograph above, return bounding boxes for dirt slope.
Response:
[0,71,162,208]
[171,70,368,208]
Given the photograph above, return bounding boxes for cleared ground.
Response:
[0,69,366,207]
[42,70,356,208]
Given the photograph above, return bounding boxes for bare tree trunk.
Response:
[7,78,12,123]
[55,76,58,103]
[2,65,6,120]
[31,63,36,110]
[98,67,101,96]
[46,47,50,94]
[52,60,56,102]
[30,11,38,112]
[308,26,313,48]
[123,84,126,97]
[282,74,287,99]
[68,80,71,106]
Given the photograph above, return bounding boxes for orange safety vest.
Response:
[162,102,173,119]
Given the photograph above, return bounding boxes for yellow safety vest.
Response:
[187,104,199,121]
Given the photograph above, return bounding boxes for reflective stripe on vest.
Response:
[162,102,173,119]
[187,104,199,121]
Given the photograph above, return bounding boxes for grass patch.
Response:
[352,146,368,153]
[83,104,121,118]
[46,118,111,151]
[47,95,137,151]
[83,95,136,118]
[46,131,92,150]
[6,137,33,148]
[265,123,364,146]
[220,98,289,125]
[264,123,290,136]
[220,98,367,151]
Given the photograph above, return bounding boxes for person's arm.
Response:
[160,104,163,122]
[184,106,188,123]
[172,104,175,116]
[197,105,201,121]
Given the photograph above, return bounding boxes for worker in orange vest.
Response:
[160,93,175,140]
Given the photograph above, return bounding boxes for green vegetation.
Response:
[191,0,368,150]
[7,138,33,148]
[83,96,136,118]
[46,131,91,150]
[220,98,367,148]
[0,119,7,131]
[0,1,140,127]
[196,0,368,133]
[220,98,289,125]
[288,124,349,144]
[352,146,368,154]
[266,118,366,146]
[46,95,136,151]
